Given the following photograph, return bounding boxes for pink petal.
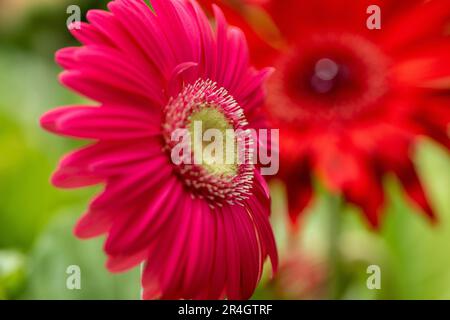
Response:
[41,105,160,140]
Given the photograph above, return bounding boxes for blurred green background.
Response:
[0,0,448,300]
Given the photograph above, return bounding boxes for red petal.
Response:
[283,159,314,225]
[381,0,450,53]
[394,158,436,221]
[343,161,385,229]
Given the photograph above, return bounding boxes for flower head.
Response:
[41,0,277,299]
[237,0,450,227]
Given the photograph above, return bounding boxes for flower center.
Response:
[162,79,254,206]
[188,107,238,177]
[267,33,389,124]
[311,58,342,93]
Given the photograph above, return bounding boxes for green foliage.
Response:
[23,211,140,300]
[0,251,26,299]
[0,49,91,250]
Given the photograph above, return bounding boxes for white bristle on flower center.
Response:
[162,79,255,207]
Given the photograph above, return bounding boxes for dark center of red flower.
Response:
[310,58,342,94]
[267,33,389,124]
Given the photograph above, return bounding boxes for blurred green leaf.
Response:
[0,250,26,299]
[24,210,141,300]
[0,48,93,250]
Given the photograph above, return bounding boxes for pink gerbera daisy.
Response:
[40,0,277,300]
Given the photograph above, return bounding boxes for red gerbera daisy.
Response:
[40,0,277,299]
[231,0,450,227]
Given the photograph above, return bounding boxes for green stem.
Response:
[326,192,344,300]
